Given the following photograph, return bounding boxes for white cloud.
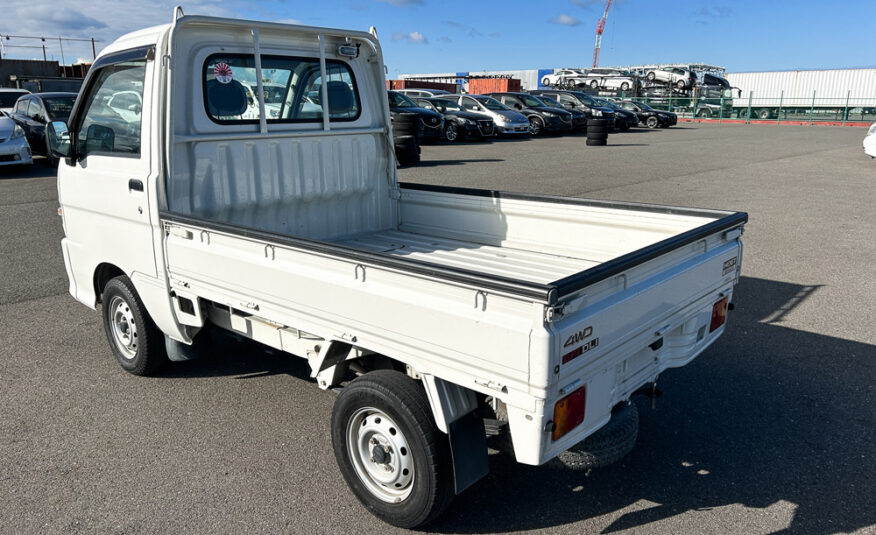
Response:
[550,14,583,26]
[392,31,427,44]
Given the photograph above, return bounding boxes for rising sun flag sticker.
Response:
[214,63,233,84]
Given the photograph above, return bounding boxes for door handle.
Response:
[128,179,144,192]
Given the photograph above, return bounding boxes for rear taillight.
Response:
[710,297,728,332]
[552,387,586,441]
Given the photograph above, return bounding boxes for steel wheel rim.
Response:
[347,407,415,503]
[529,118,541,135]
[109,295,138,359]
[446,123,457,141]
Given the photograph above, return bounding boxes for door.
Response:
[23,99,45,150]
[58,49,158,302]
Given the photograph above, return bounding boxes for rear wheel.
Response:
[758,109,771,120]
[542,76,551,86]
[590,80,599,90]
[647,72,656,81]
[677,79,686,89]
[697,109,712,118]
[101,276,168,375]
[646,116,659,128]
[332,370,454,528]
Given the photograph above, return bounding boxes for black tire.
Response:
[697,109,712,118]
[444,122,459,142]
[586,126,607,134]
[587,118,608,129]
[586,138,607,146]
[555,401,639,470]
[619,122,630,132]
[647,72,656,81]
[677,79,686,89]
[758,109,771,120]
[542,76,551,86]
[101,276,168,375]
[590,80,599,90]
[620,82,630,92]
[528,116,544,136]
[392,112,420,138]
[332,370,454,529]
[646,116,659,128]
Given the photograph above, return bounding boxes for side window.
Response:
[15,99,28,114]
[27,100,42,119]
[76,60,147,158]
[203,54,360,123]
[557,94,575,106]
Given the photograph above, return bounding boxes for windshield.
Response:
[635,101,655,111]
[388,92,416,108]
[475,96,509,111]
[591,97,613,108]
[417,100,437,112]
[43,96,76,121]
[0,91,28,108]
[429,99,460,112]
[519,94,546,107]
[538,95,563,107]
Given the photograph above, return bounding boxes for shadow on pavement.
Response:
[426,276,875,534]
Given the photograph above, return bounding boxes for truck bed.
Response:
[334,229,600,284]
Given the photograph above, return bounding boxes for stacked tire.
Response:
[586,118,608,146]
[392,112,421,167]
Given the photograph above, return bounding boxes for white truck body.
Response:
[727,68,876,108]
[54,11,746,527]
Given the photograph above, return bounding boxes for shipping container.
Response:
[386,79,458,93]
[467,77,521,95]
[726,69,876,108]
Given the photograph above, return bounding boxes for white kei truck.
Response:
[47,9,747,529]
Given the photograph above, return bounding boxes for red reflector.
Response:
[562,346,583,364]
[710,297,728,332]
[552,387,586,441]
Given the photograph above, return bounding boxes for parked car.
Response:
[412,97,494,141]
[541,69,588,87]
[529,94,588,131]
[645,67,696,89]
[864,122,876,158]
[46,11,748,528]
[615,100,677,128]
[438,94,530,136]
[589,96,638,131]
[529,89,617,129]
[8,92,77,162]
[395,88,452,98]
[387,90,444,143]
[0,88,31,115]
[486,92,573,135]
[579,68,638,92]
[0,113,33,168]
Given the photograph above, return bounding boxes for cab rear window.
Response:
[203,53,360,124]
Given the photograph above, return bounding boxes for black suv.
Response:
[616,100,677,128]
[529,89,616,129]
[485,92,573,135]
[412,97,495,141]
[523,93,588,132]
[387,91,444,142]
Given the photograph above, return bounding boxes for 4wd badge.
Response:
[564,326,593,348]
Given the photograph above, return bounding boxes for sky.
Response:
[2,0,875,75]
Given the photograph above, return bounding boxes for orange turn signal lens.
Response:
[710,297,728,332]
[551,387,586,441]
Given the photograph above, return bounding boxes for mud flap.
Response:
[448,411,489,494]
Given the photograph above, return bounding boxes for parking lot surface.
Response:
[1,123,874,534]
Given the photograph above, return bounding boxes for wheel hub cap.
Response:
[347,408,414,503]
[109,296,138,359]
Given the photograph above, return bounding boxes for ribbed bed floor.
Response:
[334,229,600,284]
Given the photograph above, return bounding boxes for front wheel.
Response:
[620,82,630,91]
[677,79,686,89]
[542,76,551,86]
[529,116,544,136]
[590,80,599,89]
[331,370,454,529]
[101,276,168,375]
[444,122,459,142]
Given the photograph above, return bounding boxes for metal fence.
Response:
[624,91,876,125]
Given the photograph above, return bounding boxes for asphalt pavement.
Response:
[1,123,874,534]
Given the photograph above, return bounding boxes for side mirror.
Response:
[564,102,575,108]
[84,123,115,155]
[46,121,72,160]
[514,104,522,110]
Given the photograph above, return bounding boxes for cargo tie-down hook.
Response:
[355,264,366,282]
[474,290,487,311]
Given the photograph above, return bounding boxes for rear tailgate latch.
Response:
[545,304,565,323]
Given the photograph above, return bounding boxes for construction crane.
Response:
[592,0,614,68]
